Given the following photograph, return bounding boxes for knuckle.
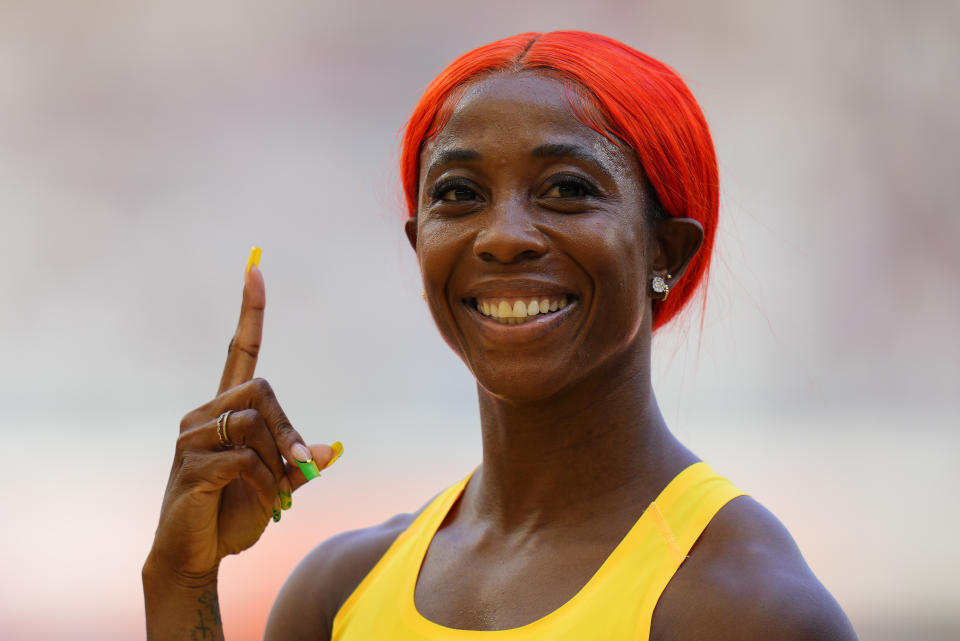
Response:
[229,334,261,359]
[238,447,261,469]
[176,451,202,481]
[251,377,272,396]
[274,421,295,439]
[178,409,202,433]
[237,342,261,359]
[229,409,256,446]
[175,431,190,453]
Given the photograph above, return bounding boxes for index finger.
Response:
[218,246,265,394]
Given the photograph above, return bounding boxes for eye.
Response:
[431,179,479,202]
[543,176,594,198]
[441,186,477,201]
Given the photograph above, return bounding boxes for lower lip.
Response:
[465,302,577,344]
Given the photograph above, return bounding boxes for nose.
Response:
[473,199,548,264]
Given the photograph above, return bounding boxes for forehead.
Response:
[420,73,633,176]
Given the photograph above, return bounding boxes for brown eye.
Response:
[441,186,478,201]
[545,178,592,198]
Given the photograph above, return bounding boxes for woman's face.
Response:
[410,72,661,402]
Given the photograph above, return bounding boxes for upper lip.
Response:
[460,278,576,300]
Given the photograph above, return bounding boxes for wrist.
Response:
[143,550,220,591]
[143,555,223,641]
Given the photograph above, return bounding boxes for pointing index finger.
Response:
[218,247,265,394]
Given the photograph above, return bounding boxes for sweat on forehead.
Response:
[420,73,630,177]
[428,72,621,151]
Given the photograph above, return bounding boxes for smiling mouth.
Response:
[464,296,575,325]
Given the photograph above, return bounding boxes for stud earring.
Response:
[421,291,426,300]
[651,274,672,302]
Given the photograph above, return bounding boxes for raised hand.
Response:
[145,247,341,595]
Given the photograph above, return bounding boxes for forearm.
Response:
[143,556,224,641]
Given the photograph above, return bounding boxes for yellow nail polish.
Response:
[324,441,343,469]
[245,246,262,273]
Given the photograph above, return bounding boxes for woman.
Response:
[143,31,857,640]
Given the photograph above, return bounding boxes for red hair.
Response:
[400,31,719,331]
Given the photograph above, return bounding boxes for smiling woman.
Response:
[143,31,858,641]
[408,69,702,403]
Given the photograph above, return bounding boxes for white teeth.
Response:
[474,296,574,324]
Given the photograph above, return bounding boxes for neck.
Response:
[470,344,696,533]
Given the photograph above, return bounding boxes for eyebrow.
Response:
[531,142,593,160]
[426,148,482,177]
[425,143,613,180]
[532,143,614,180]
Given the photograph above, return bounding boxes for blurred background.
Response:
[1,0,957,639]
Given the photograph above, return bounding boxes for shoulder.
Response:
[263,509,418,641]
[651,495,859,641]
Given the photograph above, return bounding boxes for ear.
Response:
[404,217,418,253]
[650,217,704,281]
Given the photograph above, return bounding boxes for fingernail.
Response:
[323,441,343,469]
[296,459,322,481]
[291,443,312,462]
[279,491,292,511]
[272,508,281,522]
[245,246,262,274]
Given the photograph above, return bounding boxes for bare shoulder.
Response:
[263,510,418,641]
[651,495,858,641]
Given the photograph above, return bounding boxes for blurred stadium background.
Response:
[1,1,957,639]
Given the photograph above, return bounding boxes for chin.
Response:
[468,329,649,407]
[468,356,594,406]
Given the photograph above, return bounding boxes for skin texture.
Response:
[146,72,857,640]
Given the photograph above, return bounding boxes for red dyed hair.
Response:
[400,31,719,330]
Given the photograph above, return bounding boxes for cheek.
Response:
[415,219,477,356]
[570,219,651,340]
[416,219,469,292]
[569,217,648,294]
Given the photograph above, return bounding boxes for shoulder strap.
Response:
[332,474,471,638]
[650,462,745,563]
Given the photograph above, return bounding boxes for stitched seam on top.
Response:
[649,502,686,564]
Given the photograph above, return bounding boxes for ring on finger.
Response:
[216,410,234,447]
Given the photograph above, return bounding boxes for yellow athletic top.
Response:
[332,462,743,640]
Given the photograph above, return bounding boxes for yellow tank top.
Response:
[332,462,743,640]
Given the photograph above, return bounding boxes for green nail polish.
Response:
[296,459,322,481]
[272,508,281,522]
[279,491,292,510]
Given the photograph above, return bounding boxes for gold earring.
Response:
[651,274,672,301]
[421,291,426,300]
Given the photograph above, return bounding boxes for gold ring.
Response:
[216,411,234,447]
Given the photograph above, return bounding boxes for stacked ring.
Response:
[216,411,234,447]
